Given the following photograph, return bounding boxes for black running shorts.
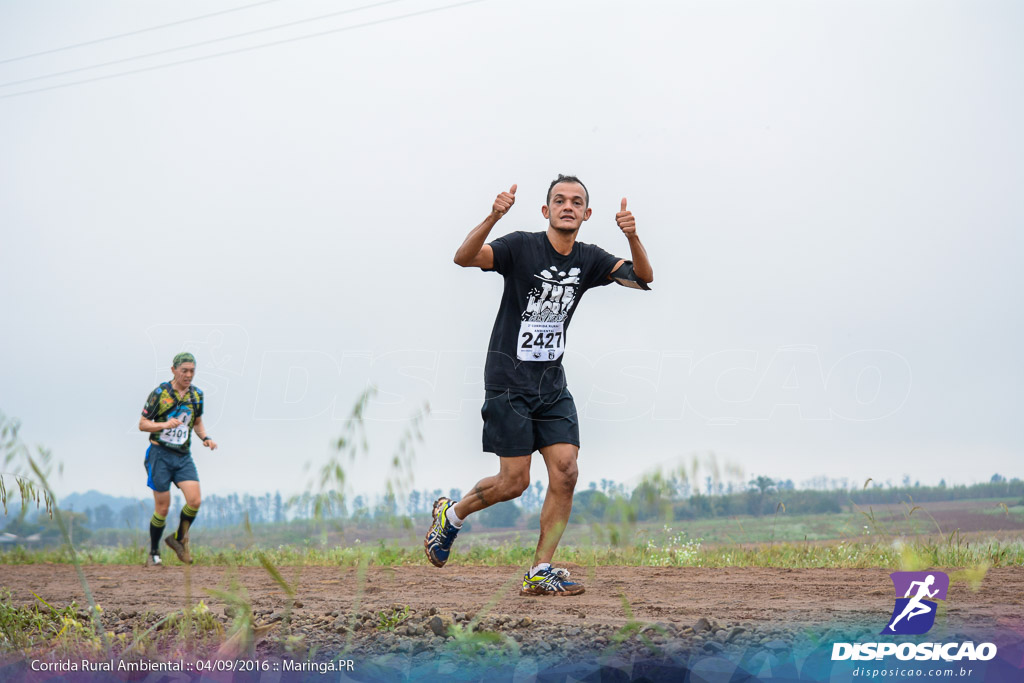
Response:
[481,387,580,457]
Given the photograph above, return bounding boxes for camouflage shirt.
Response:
[142,382,204,454]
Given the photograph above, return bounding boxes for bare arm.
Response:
[139,416,178,433]
[453,217,497,269]
[453,184,517,269]
[193,416,207,441]
[193,416,218,450]
[614,198,654,283]
[625,235,653,283]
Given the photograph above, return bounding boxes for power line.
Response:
[0,0,288,65]
[0,0,488,102]
[0,0,411,89]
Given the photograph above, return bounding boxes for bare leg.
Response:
[153,490,170,517]
[534,443,579,566]
[177,480,201,510]
[453,455,531,519]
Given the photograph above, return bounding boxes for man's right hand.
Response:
[455,185,514,268]
[491,184,517,218]
[163,418,183,429]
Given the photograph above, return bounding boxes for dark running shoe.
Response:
[424,497,460,568]
[146,552,163,567]
[165,534,192,564]
[520,566,585,596]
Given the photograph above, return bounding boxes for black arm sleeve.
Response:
[610,261,652,290]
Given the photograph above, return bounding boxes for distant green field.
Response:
[462,497,1022,548]
[980,504,1024,518]
[2,500,1022,570]
[2,494,1021,570]
[1,535,1020,570]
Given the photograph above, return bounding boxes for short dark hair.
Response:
[547,174,589,207]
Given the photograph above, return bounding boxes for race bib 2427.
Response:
[517,321,564,361]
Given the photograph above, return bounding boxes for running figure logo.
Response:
[883,571,949,635]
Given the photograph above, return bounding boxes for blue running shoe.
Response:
[520,566,585,596]
[424,497,460,568]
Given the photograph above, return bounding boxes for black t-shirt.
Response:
[484,231,621,395]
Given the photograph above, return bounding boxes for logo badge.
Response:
[883,571,949,635]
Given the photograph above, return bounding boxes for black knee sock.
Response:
[149,513,166,554]
[176,504,198,541]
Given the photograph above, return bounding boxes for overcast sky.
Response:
[1,0,1021,500]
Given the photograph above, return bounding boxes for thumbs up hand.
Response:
[616,197,637,237]
[491,184,517,218]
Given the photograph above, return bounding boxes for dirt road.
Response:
[3,564,1022,664]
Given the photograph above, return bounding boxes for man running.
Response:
[424,174,653,595]
[138,352,217,566]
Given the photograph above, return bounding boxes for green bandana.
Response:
[172,352,196,367]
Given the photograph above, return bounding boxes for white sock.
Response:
[530,562,551,578]
[445,503,463,528]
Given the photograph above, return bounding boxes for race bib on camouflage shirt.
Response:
[517,321,565,361]
[159,408,192,446]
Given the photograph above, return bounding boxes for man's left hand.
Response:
[203,438,218,451]
[616,198,636,237]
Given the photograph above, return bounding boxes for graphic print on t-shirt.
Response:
[517,266,582,361]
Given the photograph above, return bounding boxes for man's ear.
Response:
[541,205,550,219]
[583,207,592,221]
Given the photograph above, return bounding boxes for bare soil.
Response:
[2,564,1022,664]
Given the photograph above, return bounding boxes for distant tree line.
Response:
[571,474,1023,524]
[2,474,1019,538]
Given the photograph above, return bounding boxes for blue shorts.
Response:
[144,443,199,492]
[481,387,580,457]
